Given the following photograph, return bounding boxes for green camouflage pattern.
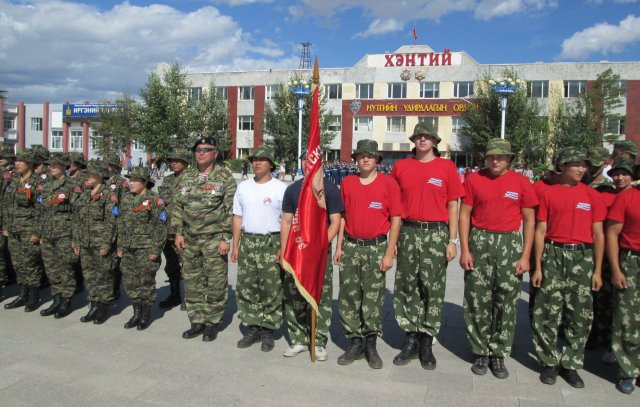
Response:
[394,226,449,337]
[485,138,515,157]
[338,240,386,339]
[80,247,116,303]
[607,157,636,178]
[30,145,50,165]
[0,165,15,286]
[248,145,276,170]
[351,139,383,163]
[120,248,161,305]
[127,166,151,181]
[236,233,283,330]
[158,172,187,282]
[555,146,588,166]
[106,173,129,205]
[410,122,441,143]
[612,251,640,379]
[463,229,523,357]
[532,244,594,369]
[613,140,638,159]
[587,146,610,166]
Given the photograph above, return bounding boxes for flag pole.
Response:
[310,309,317,362]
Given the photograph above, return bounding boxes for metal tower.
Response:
[299,42,312,69]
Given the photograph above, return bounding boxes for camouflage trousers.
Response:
[41,235,77,298]
[394,225,449,337]
[612,250,640,379]
[163,237,182,283]
[80,246,116,303]
[532,243,594,369]
[121,248,161,305]
[237,233,283,330]
[463,229,523,358]
[182,234,228,325]
[338,239,386,339]
[0,234,14,286]
[590,260,613,348]
[283,248,333,347]
[7,232,43,287]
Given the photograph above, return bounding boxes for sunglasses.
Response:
[195,147,216,153]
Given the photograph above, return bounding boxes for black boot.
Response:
[24,286,41,312]
[136,304,152,331]
[54,297,72,319]
[393,332,420,366]
[159,279,181,309]
[92,302,110,324]
[80,301,99,322]
[237,325,262,348]
[337,337,365,365]
[261,328,274,352]
[183,323,205,339]
[202,324,218,342]
[365,335,383,369]
[419,333,437,370]
[40,293,62,316]
[124,303,141,329]
[4,285,28,309]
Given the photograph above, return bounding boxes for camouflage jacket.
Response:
[73,184,118,251]
[2,171,41,237]
[116,190,167,256]
[37,175,80,239]
[157,171,186,236]
[67,170,88,194]
[172,166,236,239]
[107,174,129,204]
[0,166,15,230]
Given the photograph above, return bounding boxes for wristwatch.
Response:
[449,238,459,245]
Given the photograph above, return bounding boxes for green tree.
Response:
[263,77,336,167]
[589,68,625,144]
[188,82,231,159]
[91,93,140,158]
[461,69,548,167]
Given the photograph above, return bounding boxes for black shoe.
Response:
[489,356,509,379]
[539,365,558,385]
[92,303,110,324]
[4,285,28,309]
[54,298,72,319]
[616,379,635,394]
[180,300,186,311]
[393,332,419,366]
[237,325,262,348]
[40,294,62,316]
[261,328,274,352]
[364,335,383,369]
[24,286,41,312]
[182,323,205,339]
[80,301,99,322]
[559,367,584,388]
[471,356,489,376]
[137,304,152,331]
[337,337,365,365]
[202,324,218,342]
[124,303,141,329]
[159,294,181,309]
[419,333,437,370]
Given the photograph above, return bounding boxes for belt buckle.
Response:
[356,238,366,247]
[420,222,428,230]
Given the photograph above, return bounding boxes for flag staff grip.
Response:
[310,308,317,362]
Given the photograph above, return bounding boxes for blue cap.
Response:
[299,149,307,159]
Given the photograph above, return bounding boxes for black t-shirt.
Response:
[283,178,344,223]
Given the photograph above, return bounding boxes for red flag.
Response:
[282,86,328,311]
[412,27,418,40]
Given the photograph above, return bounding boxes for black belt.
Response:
[243,232,280,236]
[345,234,386,246]
[549,240,592,251]
[622,249,640,257]
[402,220,447,230]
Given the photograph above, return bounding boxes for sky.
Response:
[1,0,639,103]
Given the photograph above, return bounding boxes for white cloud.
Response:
[354,18,404,38]
[559,14,640,59]
[0,1,287,102]
[474,0,558,20]
[209,0,273,5]
[586,0,637,4]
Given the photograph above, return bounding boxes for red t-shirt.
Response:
[462,169,538,232]
[341,173,402,239]
[600,191,617,210]
[391,157,465,223]
[537,183,607,244]
[606,187,640,251]
[533,179,554,200]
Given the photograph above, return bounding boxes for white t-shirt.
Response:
[233,177,288,234]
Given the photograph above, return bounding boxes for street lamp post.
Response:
[288,79,311,176]
[489,78,524,139]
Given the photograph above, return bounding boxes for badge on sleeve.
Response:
[37,195,43,204]
[159,210,168,223]
[156,198,164,206]
[111,206,120,217]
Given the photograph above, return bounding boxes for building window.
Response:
[354,116,373,132]
[70,130,83,151]
[30,117,43,131]
[324,84,342,100]
[238,115,254,131]
[266,85,281,100]
[420,82,440,98]
[606,81,627,98]
[453,82,474,98]
[214,86,228,100]
[4,118,16,130]
[237,148,250,159]
[564,81,587,98]
[418,116,439,129]
[605,117,625,135]
[239,86,254,101]
[388,83,407,99]
[356,83,374,99]
[188,87,202,102]
[387,116,406,132]
[132,139,145,151]
[452,117,467,134]
[90,129,100,150]
[51,130,62,150]
[327,115,341,132]
[527,81,549,98]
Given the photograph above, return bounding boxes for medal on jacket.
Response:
[133,199,152,212]
[91,192,102,201]
[19,182,32,200]
[48,193,67,205]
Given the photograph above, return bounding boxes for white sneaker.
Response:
[283,344,308,357]
[601,350,616,364]
[315,346,328,361]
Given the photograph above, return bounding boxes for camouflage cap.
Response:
[409,123,441,143]
[30,145,50,165]
[49,153,71,167]
[15,149,36,164]
[68,152,87,167]
[0,145,15,159]
[607,157,636,179]
[351,139,383,162]
[126,166,151,181]
[485,138,515,157]
[105,153,122,168]
[85,159,110,178]
[248,145,276,170]
[613,140,637,159]
[555,146,588,166]
[587,146,610,166]
[169,150,192,164]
